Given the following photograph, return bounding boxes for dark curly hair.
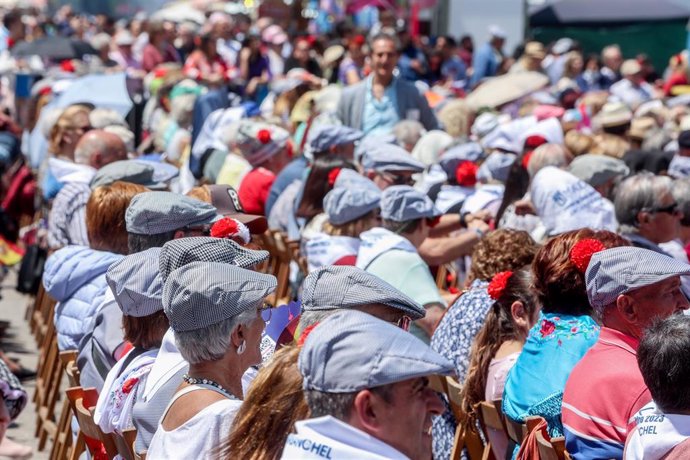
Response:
[469,229,540,282]
[532,229,630,316]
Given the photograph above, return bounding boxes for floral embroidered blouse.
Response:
[501,312,600,436]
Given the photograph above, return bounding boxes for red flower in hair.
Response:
[257,129,272,144]
[524,135,547,149]
[521,151,534,169]
[455,161,478,187]
[211,217,239,239]
[297,323,320,346]
[328,168,342,187]
[569,238,606,273]
[60,60,75,73]
[488,271,513,300]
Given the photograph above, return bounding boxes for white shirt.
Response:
[148,394,242,459]
[281,416,410,459]
[610,78,654,108]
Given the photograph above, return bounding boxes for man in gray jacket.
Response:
[336,33,438,136]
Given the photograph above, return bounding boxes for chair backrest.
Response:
[444,377,484,460]
[69,387,119,459]
[113,428,137,460]
[536,430,564,460]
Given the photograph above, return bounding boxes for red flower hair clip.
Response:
[257,129,272,145]
[210,217,251,244]
[488,271,513,300]
[569,238,606,273]
[328,167,342,187]
[455,161,478,187]
[297,322,320,346]
[521,151,534,169]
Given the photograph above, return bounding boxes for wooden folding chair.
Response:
[442,377,484,460]
[265,231,293,306]
[27,282,45,329]
[33,290,56,348]
[504,414,543,445]
[536,430,566,460]
[69,387,119,459]
[476,400,509,460]
[111,428,137,460]
[34,333,63,451]
[48,351,79,459]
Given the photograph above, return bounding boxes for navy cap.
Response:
[125,192,218,235]
[299,310,454,392]
[301,265,425,319]
[380,185,441,222]
[586,247,690,312]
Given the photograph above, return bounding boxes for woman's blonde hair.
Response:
[564,130,594,157]
[219,346,309,460]
[48,104,92,154]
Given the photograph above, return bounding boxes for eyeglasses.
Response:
[648,202,680,215]
[259,302,273,323]
[64,124,92,133]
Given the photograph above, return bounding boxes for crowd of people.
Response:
[2,3,690,460]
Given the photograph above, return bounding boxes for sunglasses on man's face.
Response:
[381,172,415,186]
[648,202,680,215]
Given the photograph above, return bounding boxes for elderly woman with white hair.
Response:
[614,172,682,254]
[147,262,276,459]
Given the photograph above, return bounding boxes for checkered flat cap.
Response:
[299,310,453,392]
[307,124,363,155]
[586,247,690,311]
[126,192,218,235]
[106,247,164,317]
[159,237,269,282]
[323,187,381,226]
[361,144,424,173]
[381,185,442,222]
[301,265,426,320]
[163,261,277,332]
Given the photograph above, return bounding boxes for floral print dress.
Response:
[501,312,600,437]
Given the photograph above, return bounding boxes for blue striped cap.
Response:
[106,247,164,317]
[163,262,277,332]
[299,310,454,392]
[380,185,441,222]
[586,247,690,311]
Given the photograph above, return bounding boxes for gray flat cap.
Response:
[323,187,381,225]
[586,247,690,311]
[159,237,269,282]
[299,310,453,392]
[125,192,218,235]
[301,265,425,319]
[106,247,164,317]
[333,169,380,192]
[568,154,630,188]
[91,160,166,190]
[361,144,424,173]
[307,124,363,156]
[163,261,277,332]
[477,152,516,183]
[439,142,486,177]
[381,185,441,222]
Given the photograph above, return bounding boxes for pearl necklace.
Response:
[182,374,238,400]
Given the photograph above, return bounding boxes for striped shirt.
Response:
[562,327,651,460]
[48,182,91,249]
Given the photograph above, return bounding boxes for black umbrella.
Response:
[12,36,97,60]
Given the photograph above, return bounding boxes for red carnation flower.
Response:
[210,217,239,239]
[455,161,478,187]
[521,151,534,169]
[297,323,320,347]
[257,129,272,144]
[328,168,342,187]
[487,271,513,300]
[570,238,606,273]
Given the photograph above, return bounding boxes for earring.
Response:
[237,340,246,355]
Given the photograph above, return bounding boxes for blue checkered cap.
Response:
[380,185,442,222]
[307,124,363,156]
[301,265,425,319]
[323,187,381,225]
[439,142,486,177]
[159,237,270,282]
[106,247,164,317]
[163,261,277,332]
[299,310,453,392]
[125,192,218,235]
[586,247,690,311]
[90,160,165,190]
[361,144,424,173]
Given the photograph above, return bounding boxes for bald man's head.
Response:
[74,129,127,169]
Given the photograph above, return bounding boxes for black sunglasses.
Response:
[648,202,679,215]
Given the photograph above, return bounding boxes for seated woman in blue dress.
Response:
[502,228,630,437]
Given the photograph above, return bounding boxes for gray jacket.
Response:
[336,77,439,131]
